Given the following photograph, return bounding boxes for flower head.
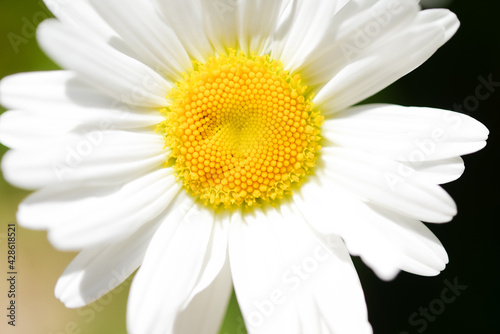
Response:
[0,0,489,333]
[158,50,323,207]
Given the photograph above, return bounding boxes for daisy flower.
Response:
[0,0,489,333]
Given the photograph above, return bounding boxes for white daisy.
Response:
[0,0,489,333]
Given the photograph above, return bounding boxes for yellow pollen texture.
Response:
[158,51,323,208]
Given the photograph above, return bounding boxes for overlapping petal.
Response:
[319,147,457,223]
[55,212,166,308]
[17,168,181,250]
[323,104,489,161]
[154,0,213,62]
[314,8,459,112]
[127,194,217,334]
[42,0,121,45]
[0,71,163,131]
[295,176,449,280]
[291,0,420,88]
[37,19,172,107]
[229,204,372,334]
[273,0,350,74]
[2,131,167,189]
[87,0,191,82]
[173,259,232,334]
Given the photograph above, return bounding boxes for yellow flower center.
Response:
[158,51,323,208]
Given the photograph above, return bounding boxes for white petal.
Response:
[42,0,139,59]
[127,199,215,334]
[229,204,371,334]
[273,0,350,73]
[174,259,232,334]
[0,72,163,133]
[87,0,191,82]
[0,72,163,131]
[323,104,489,161]
[197,0,239,54]
[236,0,287,56]
[43,0,119,42]
[320,147,457,223]
[0,110,81,150]
[402,157,465,185]
[37,20,172,107]
[154,0,214,62]
[17,168,181,250]
[185,212,231,303]
[199,0,285,56]
[295,180,448,280]
[0,71,109,111]
[295,0,420,88]
[314,9,460,112]
[0,109,163,151]
[2,131,168,189]
[55,214,164,308]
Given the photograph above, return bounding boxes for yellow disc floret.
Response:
[158,50,323,208]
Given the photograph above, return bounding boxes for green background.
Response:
[0,0,498,333]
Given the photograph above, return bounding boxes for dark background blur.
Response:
[0,0,498,333]
[363,1,500,333]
